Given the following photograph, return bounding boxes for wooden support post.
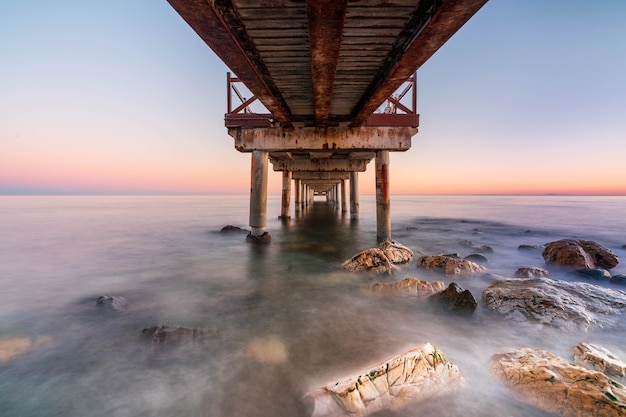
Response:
[295,179,301,212]
[341,179,347,213]
[375,150,391,242]
[350,171,359,220]
[280,170,291,219]
[248,150,270,241]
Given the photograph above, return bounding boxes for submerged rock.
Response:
[220,225,249,234]
[370,277,444,297]
[0,336,53,363]
[611,274,626,285]
[96,295,128,311]
[464,253,488,265]
[482,278,626,330]
[573,342,626,378]
[542,239,619,270]
[305,343,463,417]
[246,232,271,243]
[142,324,218,346]
[490,348,626,417]
[428,282,477,314]
[458,239,493,253]
[518,244,541,251]
[416,255,486,277]
[513,267,550,278]
[342,248,396,274]
[577,268,612,280]
[378,239,414,264]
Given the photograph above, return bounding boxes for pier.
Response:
[167,0,488,241]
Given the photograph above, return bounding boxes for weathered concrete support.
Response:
[294,179,301,212]
[280,170,291,219]
[350,171,359,219]
[375,150,391,242]
[249,150,269,239]
[340,179,347,213]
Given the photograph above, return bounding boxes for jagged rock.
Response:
[518,244,541,251]
[458,239,493,253]
[611,274,626,285]
[490,348,626,417]
[371,278,444,297]
[96,295,128,311]
[142,324,218,346]
[342,248,396,274]
[428,282,477,314]
[542,239,619,270]
[482,278,626,330]
[305,343,463,417]
[379,239,414,264]
[0,336,53,362]
[578,268,612,280]
[417,255,486,277]
[573,342,626,378]
[513,267,550,278]
[220,225,249,233]
[464,253,488,264]
[246,232,271,243]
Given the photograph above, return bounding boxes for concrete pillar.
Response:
[294,179,301,212]
[249,150,269,239]
[340,179,347,213]
[280,170,291,219]
[375,150,391,242]
[350,171,359,220]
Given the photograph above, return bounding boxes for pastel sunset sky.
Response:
[1,0,625,195]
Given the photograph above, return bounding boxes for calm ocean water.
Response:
[1,195,625,416]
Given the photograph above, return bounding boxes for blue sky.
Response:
[1,0,625,195]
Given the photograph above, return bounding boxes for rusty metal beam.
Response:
[351,0,488,126]
[293,172,350,181]
[167,0,293,126]
[270,158,368,172]
[307,0,348,126]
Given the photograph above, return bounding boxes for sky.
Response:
[1,0,625,196]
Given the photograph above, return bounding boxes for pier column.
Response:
[294,179,301,212]
[280,170,291,219]
[375,150,391,242]
[340,179,347,213]
[248,150,270,241]
[350,172,359,219]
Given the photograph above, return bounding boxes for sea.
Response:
[1,194,625,417]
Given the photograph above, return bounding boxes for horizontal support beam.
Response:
[292,172,350,181]
[271,158,369,172]
[229,126,416,152]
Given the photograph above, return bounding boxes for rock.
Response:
[371,278,444,297]
[0,336,53,362]
[246,232,271,243]
[611,274,626,285]
[220,225,249,233]
[490,348,626,417]
[518,244,541,251]
[416,255,486,277]
[96,295,128,311]
[142,324,218,346]
[542,239,619,270]
[305,343,463,417]
[342,248,396,274]
[428,282,477,314]
[458,239,493,253]
[573,342,626,378]
[513,267,550,278]
[464,253,488,264]
[378,239,414,264]
[578,268,612,280]
[482,278,626,330]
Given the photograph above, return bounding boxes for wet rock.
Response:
[0,336,53,362]
[142,324,218,346]
[246,231,271,243]
[518,244,541,251]
[482,278,626,330]
[428,282,477,314]
[490,348,626,417]
[578,268,612,280]
[96,295,128,311]
[342,248,396,274]
[370,277,444,297]
[458,239,493,253]
[442,252,461,259]
[305,343,463,417]
[513,267,550,278]
[464,253,488,264]
[610,274,626,285]
[542,239,619,270]
[378,239,414,264]
[416,255,486,277]
[573,342,626,378]
[220,225,249,234]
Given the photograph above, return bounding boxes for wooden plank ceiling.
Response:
[167,0,488,128]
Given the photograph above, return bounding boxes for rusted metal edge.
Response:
[366,113,420,128]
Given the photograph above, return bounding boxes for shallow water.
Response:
[1,195,625,416]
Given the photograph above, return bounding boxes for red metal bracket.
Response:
[225,72,274,128]
[366,72,419,127]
